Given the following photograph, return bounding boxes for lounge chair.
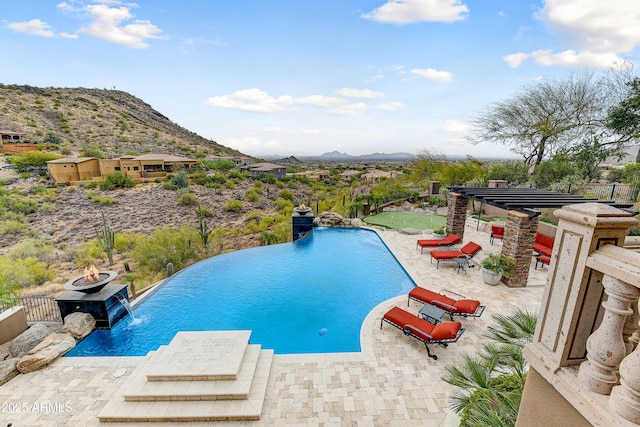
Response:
[416,234,461,254]
[430,242,482,269]
[490,226,504,245]
[407,287,485,319]
[381,306,464,360]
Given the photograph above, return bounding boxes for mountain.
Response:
[0,84,244,158]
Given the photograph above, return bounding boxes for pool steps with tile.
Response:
[97,330,274,422]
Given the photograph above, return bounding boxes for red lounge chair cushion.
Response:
[409,287,456,308]
[383,307,435,340]
[430,321,462,341]
[417,234,461,248]
[534,233,554,257]
[430,250,464,261]
[454,299,480,314]
[460,242,482,256]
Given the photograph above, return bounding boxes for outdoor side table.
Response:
[418,303,447,324]
[453,256,470,274]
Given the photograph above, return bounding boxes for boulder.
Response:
[9,323,53,357]
[16,333,75,374]
[62,312,96,339]
[0,358,19,385]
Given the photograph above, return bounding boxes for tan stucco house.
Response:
[47,154,197,183]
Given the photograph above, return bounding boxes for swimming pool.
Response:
[67,228,415,356]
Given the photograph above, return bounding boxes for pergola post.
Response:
[446,192,467,240]
[502,210,538,288]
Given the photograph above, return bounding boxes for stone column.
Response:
[446,192,467,240]
[501,210,537,288]
[523,203,637,379]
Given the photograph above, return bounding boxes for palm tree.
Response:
[442,307,538,427]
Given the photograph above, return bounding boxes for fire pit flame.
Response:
[84,264,101,283]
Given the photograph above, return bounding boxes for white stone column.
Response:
[577,275,640,394]
[624,298,640,353]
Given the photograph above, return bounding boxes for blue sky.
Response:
[2,1,640,158]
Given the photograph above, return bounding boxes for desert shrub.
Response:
[206,159,236,171]
[7,238,54,260]
[43,131,63,145]
[196,205,213,217]
[82,181,98,189]
[8,151,62,171]
[88,193,120,205]
[224,199,243,212]
[0,193,39,215]
[279,189,294,201]
[274,197,294,211]
[0,220,25,235]
[80,142,106,159]
[131,226,202,274]
[114,232,142,253]
[0,256,55,287]
[162,182,177,190]
[171,172,189,189]
[245,189,260,202]
[99,171,135,190]
[178,193,199,206]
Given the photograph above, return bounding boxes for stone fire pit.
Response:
[64,270,117,294]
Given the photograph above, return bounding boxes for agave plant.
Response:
[442,307,538,427]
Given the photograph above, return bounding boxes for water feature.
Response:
[114,293,136,321]
[66,228,415,356]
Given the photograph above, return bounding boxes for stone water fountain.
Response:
[56,265,130,329]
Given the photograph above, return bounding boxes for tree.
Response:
[530,154,579,189]
[470,72,631,175]
[9,151,61,171]
[408,150,446,185]
[607,77,640,142]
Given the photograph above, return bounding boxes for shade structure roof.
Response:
[448,186,635,218]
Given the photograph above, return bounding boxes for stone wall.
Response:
[446,192,468,239]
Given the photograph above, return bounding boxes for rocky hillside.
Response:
[0,84,244,159]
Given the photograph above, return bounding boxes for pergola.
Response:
[448,187,634,218]
[445,187,635,288]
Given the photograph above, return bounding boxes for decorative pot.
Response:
[482,268,503,286]
[432,233,446,239]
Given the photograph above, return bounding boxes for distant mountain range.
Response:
[263,151,416,162]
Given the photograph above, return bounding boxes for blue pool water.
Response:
[67,228,415,356]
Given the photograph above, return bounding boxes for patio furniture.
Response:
[430,242,482,269]
[416,234,461,254]
[534,233,554,257]
[381,306,464,360]
[490,225,504,245]
[535,255,551,270]
[407,287,485,319]
[418,303,448,324]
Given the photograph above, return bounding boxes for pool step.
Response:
[122,345,263,401]
[98,331,274,423]
[146,330,252,381]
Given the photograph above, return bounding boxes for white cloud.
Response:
[410,68,453,82]
[506,0,640,69]
[205,88,344,113]
[328,103,368,116]
[223,136,285,156]
[502,52,530,68]
[375,102,405,111]
[336,88,384,99]
[440,119,471,133]
[264,127,320,135]
[362,0,469,24]
[78,4,163,49]
[531,49,621,68]
[8,19,55,37]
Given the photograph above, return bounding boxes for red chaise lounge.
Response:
[430,242,482,268]
[407,287,485,319]
[533,233,554,257]
[490,225,504,245]
[381,306,464,360]
[416,234,461,254]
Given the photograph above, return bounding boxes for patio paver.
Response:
[0,218,546,426]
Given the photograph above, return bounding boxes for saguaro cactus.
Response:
[95,211,115,266]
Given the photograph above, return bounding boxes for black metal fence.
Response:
[566,182,640,205]
[0,296,62,323]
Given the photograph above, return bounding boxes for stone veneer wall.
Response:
[446,192,468,240]
[502,210,538,288]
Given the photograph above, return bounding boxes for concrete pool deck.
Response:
[0,218,546,426]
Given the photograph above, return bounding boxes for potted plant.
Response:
[480,253,515,285]
[432,225,447,239]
